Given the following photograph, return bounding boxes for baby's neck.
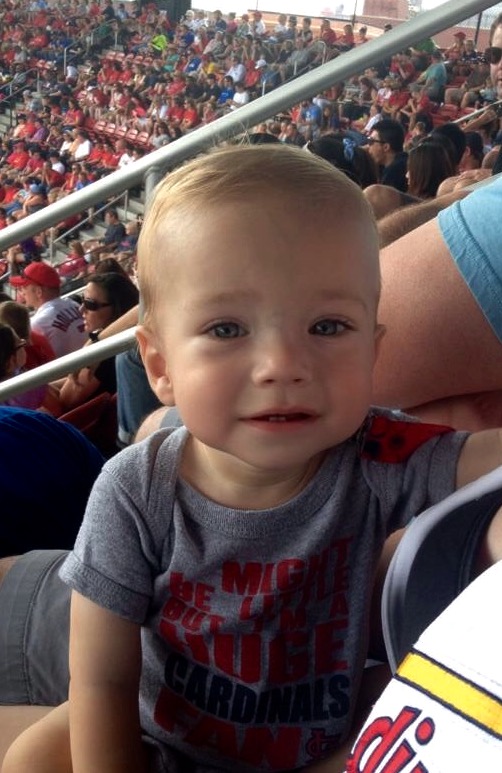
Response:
[180,439,324,510]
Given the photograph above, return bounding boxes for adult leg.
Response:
[0,556,66,770]
[116,346,162,447]
[1,703,70,773]
[0,552,71,706]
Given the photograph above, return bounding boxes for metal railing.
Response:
[0,0,498,401]
[0,66,43,125]
[453,98,502,124]
[48,189,130,264]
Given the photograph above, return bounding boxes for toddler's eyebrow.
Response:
[188,289,371,309]
[188,290,256,307]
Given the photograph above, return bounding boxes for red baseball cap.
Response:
[10,262,60,289]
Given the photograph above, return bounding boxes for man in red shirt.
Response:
[5,142,29,174]
[320,19,337,47]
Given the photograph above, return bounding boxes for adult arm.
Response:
[373,216,502,411]
[377,189,468,248]
[98,304,139,339]
[69,592,147,773]
[55,367,102,412]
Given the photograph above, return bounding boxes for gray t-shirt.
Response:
[60,409,467,772]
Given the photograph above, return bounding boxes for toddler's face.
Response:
[138,197,382,482]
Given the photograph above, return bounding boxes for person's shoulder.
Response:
[0,404,103,464]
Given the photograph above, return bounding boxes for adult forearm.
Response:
[378,190,467,248]
[100,304,139,339]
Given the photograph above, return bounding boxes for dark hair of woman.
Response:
[307,132,378,188]
[0,323,18,380]
[407,140,456,199]
[86,272,139,321]
[94,258,129,279]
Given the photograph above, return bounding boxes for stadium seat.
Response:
[135,131,152,149]
[104,122,117,137]
[382,467,502,672]
[125,128,138,144]
[93,118,107,136]
[59,392,118,457]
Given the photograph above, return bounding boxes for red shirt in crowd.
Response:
[6,147,29,170]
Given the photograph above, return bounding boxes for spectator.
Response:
[251,10,266,37]
[0,405,105,557]
[10,262,86,357]
[416,49,448,102]
[69,129,92,162]
[225,53,245,84]
[21,183,48,217]
[459,130,485,171]
[94,257,130,277]
[296,97,323,138]
[3,141,29,175]
[0,322,46,410]
[299,16,313,45]
[399,83,432,133]
[217,75,234,106]
[254,58,281,95]
[431,122,466,170]
[49,272,139,413]
[56,240,88,286]
[406,140,456,199]
[83,208,126,261]
[366,118,408,192]
[227,81,250,110]
[319,17,337,47]
[0,300,55,371]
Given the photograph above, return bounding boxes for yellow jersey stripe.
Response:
[397,650,502,739]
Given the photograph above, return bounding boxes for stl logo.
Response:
[306,728,342,761]
[346,706,435,772]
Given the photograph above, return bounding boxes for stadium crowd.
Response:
[0,0,500,409]
[1,2,502,771]
[0,1,501,428]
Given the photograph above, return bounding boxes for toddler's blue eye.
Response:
[209,322,243,338]
[310,319,347,336]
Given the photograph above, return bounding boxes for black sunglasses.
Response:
[81,298,112,311]
[485,46,502,65]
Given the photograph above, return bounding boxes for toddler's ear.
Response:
[136,326,175,406]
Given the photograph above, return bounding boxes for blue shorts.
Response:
[438,177,502,343]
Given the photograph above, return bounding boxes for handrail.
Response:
[0,329,136,402]
[0,0,494,254]
[48,189,130,263]
[0,65,43,111]
[0,0,497,402]
[453,98,502,124]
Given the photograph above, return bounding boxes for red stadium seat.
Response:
[125,128,138,143]
[114,125,128,140]
[59,392,118,457]
[135,131,151,149]
[93,119,107,136]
